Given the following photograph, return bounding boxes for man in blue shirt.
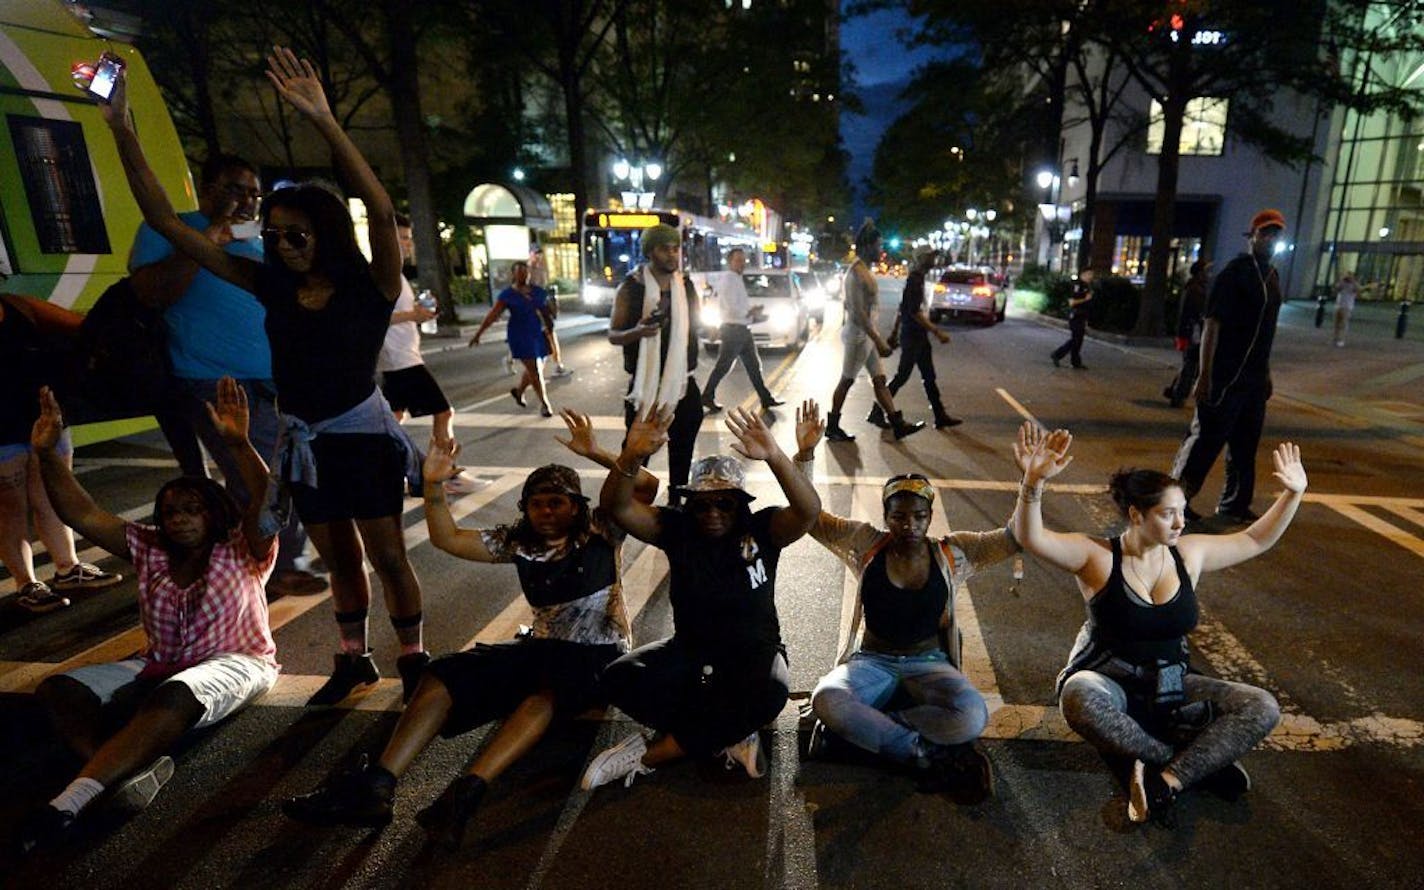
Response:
[128,154,324,595]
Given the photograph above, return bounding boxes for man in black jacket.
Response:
[1170,209,1286,524]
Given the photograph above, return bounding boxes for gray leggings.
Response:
[1059,671,1280,788]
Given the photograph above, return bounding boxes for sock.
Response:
[391,611,424,655]
[334,608,369,655]
[50,776,105,816]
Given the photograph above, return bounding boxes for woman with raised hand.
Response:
[1012,423,1302,824]
[15,381,278,855]
[283,411,656,848]
[579,403,820,791]
[104,48,428,706]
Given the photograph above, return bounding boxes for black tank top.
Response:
[861,542,949,649]
[1086,537,1198,664]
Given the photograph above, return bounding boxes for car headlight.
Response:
[769,304,798,331]
[801,286,826,309]
[581,285,613,305]
[700,304,723,327]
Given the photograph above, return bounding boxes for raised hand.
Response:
[725,407,781,462]
[625,403,673,460]
[265,46,331,119]
[794,398,824,458]
[30,387,64,451]
[97,66,130,129]
[204,376,249,443]
[555,409,600,460]
[1021,427,1074,485]
[1012,421,1051,474]
[1271,442,1307,493]
[423,436,460,485]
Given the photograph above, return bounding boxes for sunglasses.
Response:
[687,496,741,514]
[262,226,312,251]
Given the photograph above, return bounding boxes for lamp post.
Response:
[1036,167,1073,271]
[612,158,663,210]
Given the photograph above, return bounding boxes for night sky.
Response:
[839,4,949,221]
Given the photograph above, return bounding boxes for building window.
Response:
[7,116,111,255]
[1146,97,1228,156]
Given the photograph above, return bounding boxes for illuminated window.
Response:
[1146,97,1228,156]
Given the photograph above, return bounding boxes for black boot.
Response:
[282,754,396,827]
[397,651,432,704]
[865,404,890,429]
[891,412,925,440]
[416,774,487,850]
[825,412,855,442]
[933,411,962,429]
[307,651,380,707]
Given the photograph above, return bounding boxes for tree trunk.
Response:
[381,0,453,320]
[562,68,589,249]
[1138,63,1189,337]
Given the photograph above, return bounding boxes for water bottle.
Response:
[417,289,438,334]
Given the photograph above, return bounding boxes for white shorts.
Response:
[62,653,278,730]
[840,333,885,380]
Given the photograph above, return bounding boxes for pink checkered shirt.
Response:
[125,523,279,679]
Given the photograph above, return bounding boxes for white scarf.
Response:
[628,264,690,412]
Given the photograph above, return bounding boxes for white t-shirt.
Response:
[377,277,424,372]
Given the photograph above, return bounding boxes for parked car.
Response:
[700,269,811,351]
[791,270,829,324]
[926,267,1009,324]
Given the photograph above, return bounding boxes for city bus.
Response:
[578,208,763,315]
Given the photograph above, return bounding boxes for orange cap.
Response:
[1249,209,1286,232]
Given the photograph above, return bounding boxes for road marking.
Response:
[995,387,1040,427]
[1322,502,1424,560]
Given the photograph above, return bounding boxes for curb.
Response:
[1018,309,1174,349]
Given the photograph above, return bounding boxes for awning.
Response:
[462,183,555,230]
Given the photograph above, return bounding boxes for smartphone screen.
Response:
[229,220,262,241]
[88,53,124,101]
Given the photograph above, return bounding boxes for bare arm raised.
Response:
[601,404,674,543]
[1010,423,1098,576]
[32,389,129,561]
[1177,443,1307,574]
[724,405,821,547]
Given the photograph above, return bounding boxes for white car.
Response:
[700,269,811,351]
[925,267,1009,324]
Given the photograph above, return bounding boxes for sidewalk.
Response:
[417,305,609,357]
[1025,298,1424,437]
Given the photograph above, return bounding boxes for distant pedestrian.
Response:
[1171,209,1286,525]
[1332,270,1358,347]
[530,244,573,378]
[607,223,703,499]
[1164,260,1210,408]
[470,260,555,417]
[1050,268,1094,369]
[872,247,959,430]
[701,247,783,413]
[379,215,485,496]
[825,220,922,442]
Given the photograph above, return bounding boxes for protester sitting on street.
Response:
[283,411,656,847]
[580,403,820,790]
[796,405,1025,803]
[469,260,555,417]
[1012,422,1298,824]
[1,295,123,614]
[379,213,485,496]
[15,380,278,855]
[106,48,429,707]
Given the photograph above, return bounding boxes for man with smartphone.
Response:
[128,155,326,596]
[608,224,703,502]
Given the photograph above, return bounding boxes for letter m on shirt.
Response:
[746,559,768,588]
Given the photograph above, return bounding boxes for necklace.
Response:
[1123,541,1167,602]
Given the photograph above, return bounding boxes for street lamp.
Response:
[612,158,662,210]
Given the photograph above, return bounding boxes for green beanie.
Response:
[641,224,680,256]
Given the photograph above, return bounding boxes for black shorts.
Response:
[289,433,406,524]
[425,637,624,738]
[380,365,450,417]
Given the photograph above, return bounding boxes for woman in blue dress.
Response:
[470,261,554,416]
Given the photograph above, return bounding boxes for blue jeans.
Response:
[172,377,307,572]
[811,649,987,763]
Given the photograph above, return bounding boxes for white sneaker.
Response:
[549,365,574,378]
[503,355,517,375]
[581,733,653,790]
[721,732,767,778]
[443,472,491,496]
[109,755,175,814]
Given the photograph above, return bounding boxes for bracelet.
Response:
[1018,481,1043,503]
[613,459,640,479]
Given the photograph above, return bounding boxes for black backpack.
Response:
[71,277,173,422]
